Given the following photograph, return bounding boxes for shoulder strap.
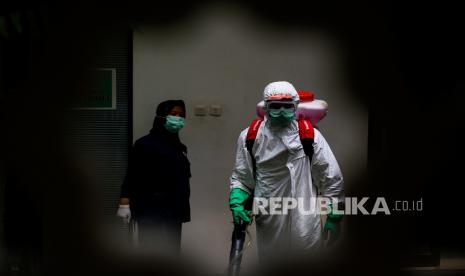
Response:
[246,119,263,141]
[245,119,263,153]
[297,118,314,139]
[297,118,315,160]
[245,119,263,180]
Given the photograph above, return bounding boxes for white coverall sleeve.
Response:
[229,129,255,194]
[311,129,344,204]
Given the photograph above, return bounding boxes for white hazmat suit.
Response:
[230,81,344,261]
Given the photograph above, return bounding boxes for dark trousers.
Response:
[136,216,182,256]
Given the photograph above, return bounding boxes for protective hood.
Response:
[263,81,299,103]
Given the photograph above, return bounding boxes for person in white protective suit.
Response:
[229,81,344,262]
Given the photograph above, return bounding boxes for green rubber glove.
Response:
[324,203,343,245]
[229,188,252,224]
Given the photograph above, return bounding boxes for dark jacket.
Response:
[121,101,191,222]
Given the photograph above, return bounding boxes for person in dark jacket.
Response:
[117,100,191,255]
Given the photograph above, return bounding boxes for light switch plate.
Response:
[209,105,222,117]
[194,105,207,116]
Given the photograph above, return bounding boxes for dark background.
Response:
[1,1,464,275]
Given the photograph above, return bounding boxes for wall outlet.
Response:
[209,105,222,117]
[194,105,207,116]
